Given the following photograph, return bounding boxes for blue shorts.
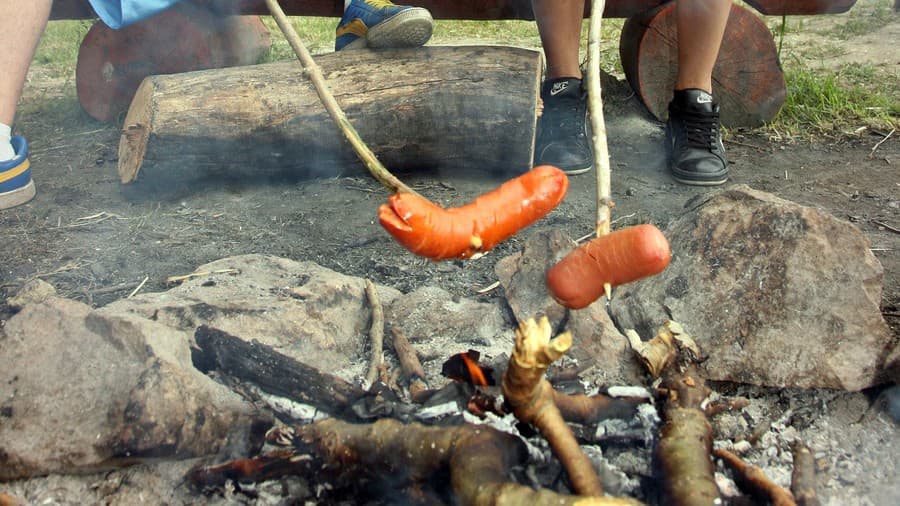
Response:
[87,0,183,29]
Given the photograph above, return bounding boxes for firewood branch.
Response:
[501,317,604,497]
[636,322,720,506]
[190,418,642,505]
[715,448,797,506]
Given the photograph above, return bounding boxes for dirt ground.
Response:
[1,5,898,505]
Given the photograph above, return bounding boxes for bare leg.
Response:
[674,0,731,93]
[532,0,585,80]
[0,0,52,126]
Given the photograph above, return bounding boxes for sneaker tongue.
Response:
[677,89,716,113]
[542,78,582,100]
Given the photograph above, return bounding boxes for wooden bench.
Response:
[49,0,857,125]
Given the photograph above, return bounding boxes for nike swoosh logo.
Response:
[550,82,569,96]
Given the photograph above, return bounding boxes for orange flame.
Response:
[459,353,489,386]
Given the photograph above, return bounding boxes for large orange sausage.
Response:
[546,224,671,309]
[378,165,569,260]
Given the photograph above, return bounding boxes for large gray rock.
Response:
[94,254,402,378]
[0,254,403,480]
[496,230,644,386]
[0,298,268,480]
[610,185,892,390]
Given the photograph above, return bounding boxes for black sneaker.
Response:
[665,89,728,186]
[534,78,593,175]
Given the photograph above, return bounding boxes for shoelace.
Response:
[680,108,721,150]
[542,96,587,140]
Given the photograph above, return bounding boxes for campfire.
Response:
[182,310,805,505]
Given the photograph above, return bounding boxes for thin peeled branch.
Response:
[264,0,418,197]
[501,317,603,497]
[587,0,612,300]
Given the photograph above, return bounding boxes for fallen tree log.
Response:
[118,45,541,184]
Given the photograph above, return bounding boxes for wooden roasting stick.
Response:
[263,0,419,197]
[587,0,613,301]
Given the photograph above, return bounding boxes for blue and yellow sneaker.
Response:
[335,0,433,51]
[0,136,35,210]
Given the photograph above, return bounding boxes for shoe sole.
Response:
[0,179,36,210]
[563,165,592,176]
[670,166,728,186]
[366,9,433,48]
[671,175,728,186]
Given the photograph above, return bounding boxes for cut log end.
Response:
[620,2,786,128]
[75,4,270,123]
[118,78,156,183]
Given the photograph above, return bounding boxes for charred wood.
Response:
[193,325,366,419]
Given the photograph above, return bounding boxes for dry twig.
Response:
[264,0,418,196]
[127,275,149,298]
[868,128,894,158]
[387,326,429,399]
[552,390,645,425]
[714,448,797,506]
[501,317,603,496]
[166,268,240,285]
[364,279,385,387]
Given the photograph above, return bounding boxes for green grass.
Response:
[772,61,899,136]
[33,20,93,76]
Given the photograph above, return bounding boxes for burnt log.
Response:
[117,45,542,184]
[76,2,270,122]
[192,325,366,417]
[620,2,787,127]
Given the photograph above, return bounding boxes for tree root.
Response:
[714,448,797,506]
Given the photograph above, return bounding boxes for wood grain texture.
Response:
[118,46,541,183]
[620,2,786,128]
